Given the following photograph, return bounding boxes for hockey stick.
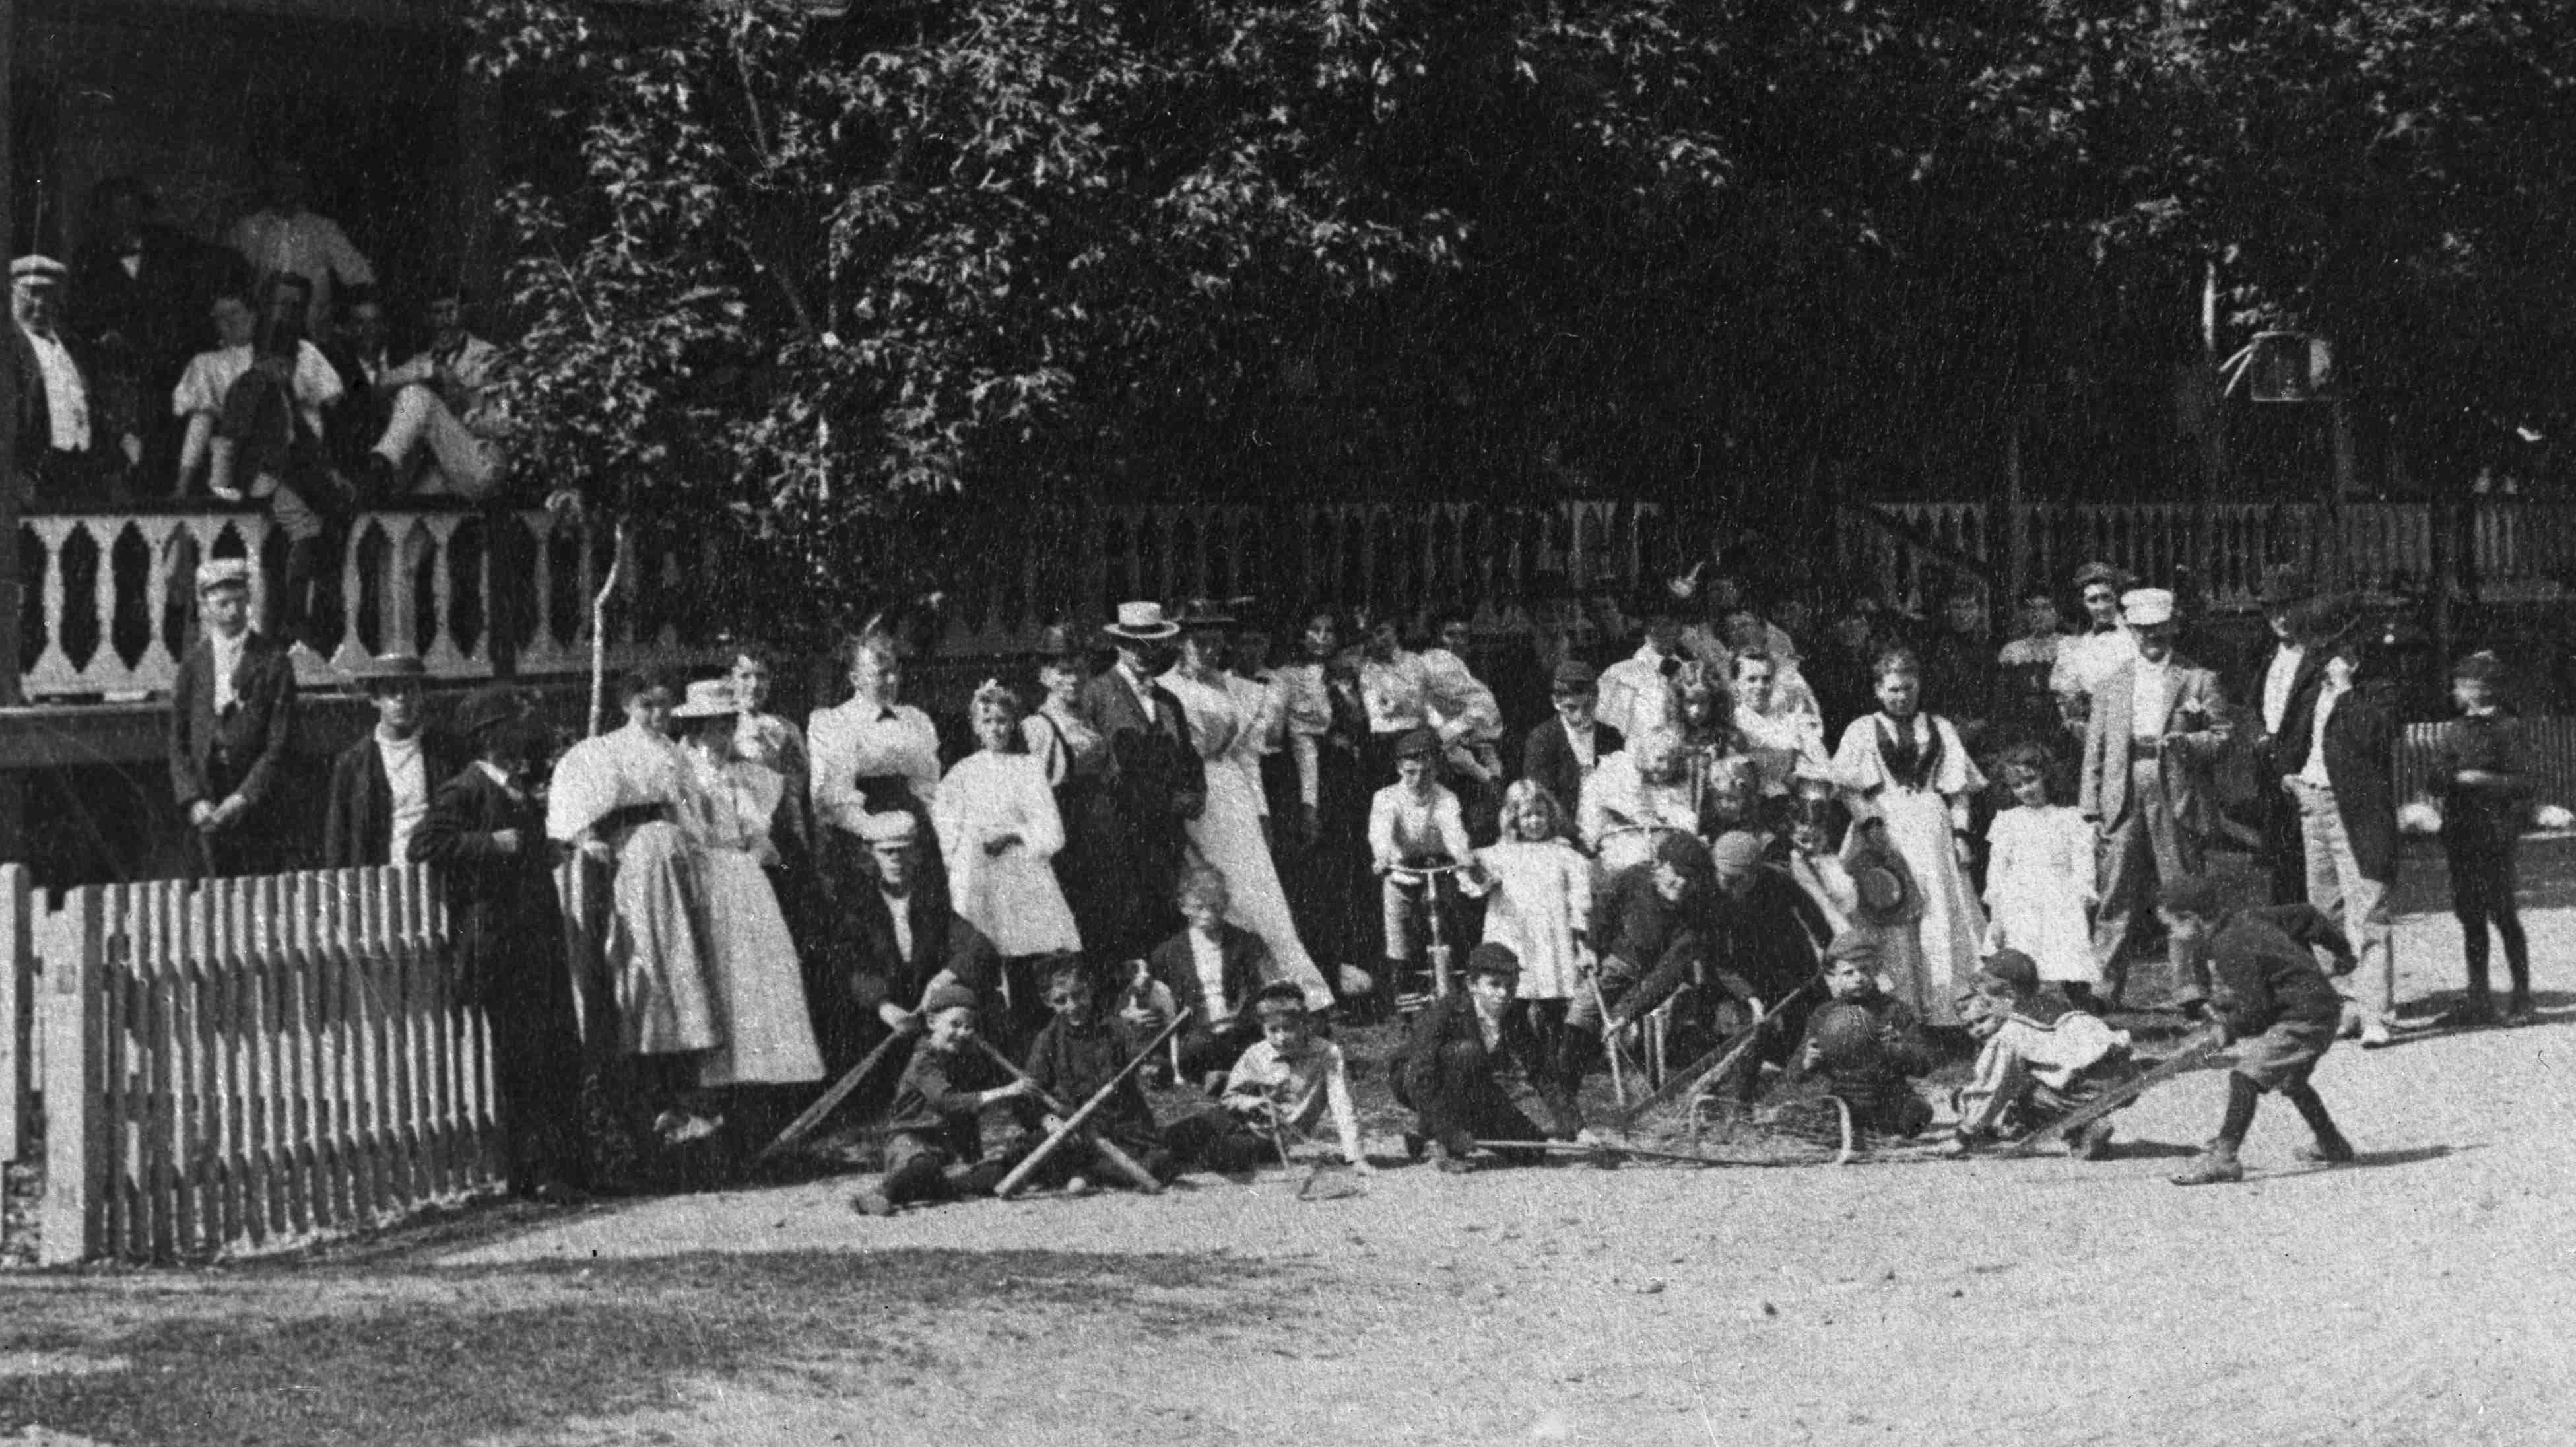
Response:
[1612,980,1818,1133]
[757,1025,914,1162]
[976,1040,1165,1195]
[1997,1026,2228,1157]
[993,1014,1187,1198]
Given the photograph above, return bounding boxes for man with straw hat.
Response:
[169,556,298,876]
[1076,601,1205,962]
[323,652,459,867]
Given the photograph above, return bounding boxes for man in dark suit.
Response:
[322,652,462,868]
[1130,865,1272,1084]
[319,294,399,483]
[2237,564,2325,904]
[2078,588,2234,1005]
[1519,658,1622,826]
[169,558,298,877]
[1076,601,1205,962]
[408,698,589,1201]
[809,810,1002,1075]
[1394,944,1578,1171]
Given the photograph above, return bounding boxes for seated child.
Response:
[1777,933,1939,1139]
[1944,949,2138,1159]
[2160,876,2359,1187]
[1371,726,1480,1006]
[851,982,1036,1217]
[1021,958,1180,1194]
[1168,984,1370,1176]
[1395,944,1579,1172]
[1131,865,1272,1087]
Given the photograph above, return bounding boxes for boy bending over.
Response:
[1170,984,1370,1175]
[853,982,1035,1216]
[1944,949,2138,1159]
[2160,875,2358,1186]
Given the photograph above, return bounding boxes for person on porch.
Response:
[8,255,115,508]
[228,153,376,342]
[361,283,510,503]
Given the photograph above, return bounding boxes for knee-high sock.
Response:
[2216,1072,2261,1149]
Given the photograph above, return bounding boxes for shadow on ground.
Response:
[0,1247,1290,1447]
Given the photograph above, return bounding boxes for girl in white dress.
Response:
[673,679,825,1089]
[1831,648,1988,1026]
[1477,780,1593,1085]
[1163,622,1336,1010]
[939,681,1083,1038]
[1982,743,2102,1011]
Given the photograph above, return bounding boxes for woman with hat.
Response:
[1272,603,1374,984]
[1829,647,1987,1026]
[937,679,1083,1044]
[1162,599,1336,1010]
[673,677,825,1090]
[2284,596,2400,1048]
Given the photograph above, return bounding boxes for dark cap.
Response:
[2294,593,2368,652]
[1393,727,1442,761]
[2452,649,2506,683]
[1551,658,1599,692]
[1465,942,1521,979]
[2257,564,2315,609]
[1651,830,1707,872]
[921,980,979,1017]
[1979,949,2040,992]
[452,685,525,738]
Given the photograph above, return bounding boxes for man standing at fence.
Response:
[2079,588,2233,1007]
[323,652,459,868]
[2239,564,2323,904]
[169,558,298,877]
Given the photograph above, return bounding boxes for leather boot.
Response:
[2171,1142,2245,1186]
[2296,1130,2356,1165]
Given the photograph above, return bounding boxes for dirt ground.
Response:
[5,841,2575,1446]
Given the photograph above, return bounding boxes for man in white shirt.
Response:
[2241,564,2325,904]
[2077,588,2233,1005]
[1597,589,1685,739]
[2050,560,2140,734]
[228,156,376,341]
[8,255,114,506]
[323,653,457,867]
[364,285,510,502]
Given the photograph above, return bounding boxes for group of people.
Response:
[14,157,512,659]
[168,538,2543,1204]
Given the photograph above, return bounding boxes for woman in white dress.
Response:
[673,679,825,1091]
[939,680,1083,1040]
[1162,613,1336,1010]
[1830,648,1988,1026]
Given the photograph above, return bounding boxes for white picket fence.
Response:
[1,863,506,1264]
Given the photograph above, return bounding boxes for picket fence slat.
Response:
[20,863,502,1264]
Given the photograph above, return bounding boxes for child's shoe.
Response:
[2502,995,2538,1026]
[2295,1131,2356,1166]
[1426,1140,1472,1175]
[2171,1145,2244,1186]
[851,1188,896,1217]
[2358,1017,2393,1050]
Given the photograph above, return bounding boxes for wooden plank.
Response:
[339,871,381,1223]
[246,875,285,1244]
[209,878,246,1250]
[147,881,182,1262]
[401,865,449,1197]
[280,873,319,1238]
[0,863,28,1160]
[105,885,140,1262]
[38,887,104,1265]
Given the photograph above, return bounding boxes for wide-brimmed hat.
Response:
[670,678,740,720]
[1170,597,1239,633]
[1033,622,1087,660]
[349,652,425,687]
[2257,564,2315,610]
[1101,601,1181,642]
[1845,832,1921,927]
[452,685,525,738]
[2294,593,2371,654]
[1551,658,1599,692]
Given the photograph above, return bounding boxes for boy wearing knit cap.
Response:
[853,982,1036,1216]
[1944,949,2138,1159]
[1778,932,1939,1139]
[1396,943,1579,1172]
[2158,875,2358,1186]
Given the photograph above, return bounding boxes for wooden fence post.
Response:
[0,864,26,1160]
[39,887,103,1265]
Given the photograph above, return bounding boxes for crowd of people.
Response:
[12,158,512,659]
[165,541,2544,1206]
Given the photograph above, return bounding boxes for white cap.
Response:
[2121,588,2176,626]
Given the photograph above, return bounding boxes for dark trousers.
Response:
[1166,1108,1283,1173]
[2257,745,2309,905]
[2091,761,2206,999]
[2448,840,2530,1001]
[1176,1020,1264,1085]
[1398,1040,1562,1155]
[490,1001,589,1193]
[880,1131,1027,1207]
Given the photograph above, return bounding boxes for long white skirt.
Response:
[1185,762,1333,1007]
[696,848,825,1086]
[1872,785,1987,1027]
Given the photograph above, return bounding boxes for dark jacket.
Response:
[323,731,465,868]
[2242,642,2329,772]
[884,1041,1010,1156]
[1519,716,1622,823]
[168,630,298,813]
[845,883,1002,1012]
[1144,923,1270,1030]
[2435,712,2530,852]
[2208,904,2353,1038]
[1712,865,1833,1006]
[1021,1014,1160,1147]
[1397,990,1569,1126]
[406,762,574,1016]
[2317,681,2400,883]
[1787,987,1939,1106]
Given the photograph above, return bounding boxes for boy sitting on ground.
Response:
[1943,949,2138,1159]
[1169,984,1371,1176]
[1776,933,1939,1139]
[1131,865,1273,1089]
[1022,957,1181,1195]
[1395,944,1581,1172]
[852,982,1036,1217]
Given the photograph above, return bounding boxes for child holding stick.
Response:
[851,983,1035,1217]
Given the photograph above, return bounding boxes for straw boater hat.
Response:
[1843,830,1920,927]
[350,652,426,689]
[2119,588,2177,628]
[10,255,66,288]
[858,810,920,847]
[669,679,740,720]
[1101,601,1180,643]
[195,558,252,595]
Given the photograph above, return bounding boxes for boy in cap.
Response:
[409,692,588,1200]
[1395,944,1577,1171]
[1777,933,1939,1139]
[853,982,1036,1216]
[2157,875,2358,1186]
[169,556,298,876]
[323,652,458,867]
[1522,657,1622,828]
[2435,650,2533,1026]
[1943,949,2138,1159]
[1168,982,1370,1175]
[1018,957,1178,1194]
[1371,725,1479,1007]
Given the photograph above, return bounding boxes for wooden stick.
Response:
[1583,964,1629,1106]
[1472,1138,1724,1167]
[1998,1027,2227,1158]
[975,1040,1164,1195]
[757,1026,915,1162]
[1612,980,1818,1133]
[993,1015,1184,1199]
